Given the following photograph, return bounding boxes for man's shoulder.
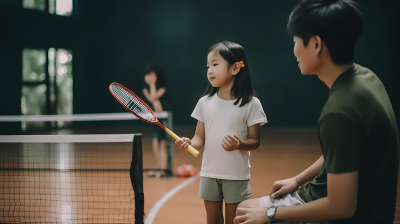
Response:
[322,64,381,116]
[321,91,360,120]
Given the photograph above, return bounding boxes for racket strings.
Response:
[111,85,157,122]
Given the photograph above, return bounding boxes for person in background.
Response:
[143,64,169,178]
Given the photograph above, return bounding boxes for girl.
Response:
[175,41,268,224]
[143,64,169,177]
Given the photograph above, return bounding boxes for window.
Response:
[21,48,73,131]
[23,0,73,16]
[52,48,73,128]
[22,0,46,11]
[21,49,47,131]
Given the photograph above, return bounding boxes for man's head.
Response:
[288,0,363,69]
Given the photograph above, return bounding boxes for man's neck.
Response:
[316,62,354,89]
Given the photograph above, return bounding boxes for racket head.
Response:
[109,82,158,124]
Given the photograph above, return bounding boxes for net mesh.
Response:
[110,84,157,123]
[0,135,142,224]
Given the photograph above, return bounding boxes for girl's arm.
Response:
[222,123,260,151]
[142,88,152,102]
[148,84,166,102]
[175,121,205,152]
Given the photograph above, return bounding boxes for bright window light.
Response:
[56,0,73,16]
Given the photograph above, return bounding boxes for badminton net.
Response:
[0,134,144,224]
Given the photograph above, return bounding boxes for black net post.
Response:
[130,134,144,224]
[166,111,174,176]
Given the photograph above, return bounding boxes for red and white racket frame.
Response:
[109,82,163,128]
[109,82,199,157]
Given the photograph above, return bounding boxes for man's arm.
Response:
[269,156,324,198]
[296,155,324,185]
[234,171,358,223]
[274,171,358,222]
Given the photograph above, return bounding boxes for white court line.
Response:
[145,174,200,224]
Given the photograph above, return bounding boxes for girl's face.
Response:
[207,49,235,88]
[144,71,157,85]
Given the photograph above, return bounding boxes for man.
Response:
[234,0,399,223]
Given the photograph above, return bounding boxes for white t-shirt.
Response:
[191,93,268,180]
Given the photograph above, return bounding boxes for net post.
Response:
[166,111,174,176]
[130,134,144,224]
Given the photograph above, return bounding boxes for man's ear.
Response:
[231,62,241,76]
[314,35,322,56]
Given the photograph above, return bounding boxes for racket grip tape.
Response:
[164,128,200,157]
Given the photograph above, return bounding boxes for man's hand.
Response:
[269,177,298,198]
[222,134,241,151]
[234,205,270,224]
[175,137,191,153]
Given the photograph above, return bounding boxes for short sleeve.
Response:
[318,113,362,173]
[191,97,205,123]
[247,98,268,127]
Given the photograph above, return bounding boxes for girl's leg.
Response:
[159,139,167,170]
[204,200,224,224]
[225,202,240,224]
[152,138,160,168]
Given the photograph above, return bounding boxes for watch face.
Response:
[267,207,275,217]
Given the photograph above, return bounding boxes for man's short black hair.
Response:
[287,0,363,65]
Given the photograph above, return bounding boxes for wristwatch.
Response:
[266,206,277,222]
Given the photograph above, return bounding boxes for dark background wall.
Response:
[1,0,399,131]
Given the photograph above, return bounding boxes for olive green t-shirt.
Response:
[297,64,399,223]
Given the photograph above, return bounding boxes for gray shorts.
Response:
[259,192,331,224]
[259,192,305,208]
[198,176,252,203]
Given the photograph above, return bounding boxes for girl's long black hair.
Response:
[143,64,170,111]
[144,64,167,87]
[202,41,257,107]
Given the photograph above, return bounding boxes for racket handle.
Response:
[186,145,200,158]
[164,128,200,157]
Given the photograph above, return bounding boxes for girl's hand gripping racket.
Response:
[109,82,199,157]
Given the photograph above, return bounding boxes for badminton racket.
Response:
[109,82,199,157]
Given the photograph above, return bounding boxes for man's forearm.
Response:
[274,197,348,222]
[275,171,358,222]
[296,156,324,185]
